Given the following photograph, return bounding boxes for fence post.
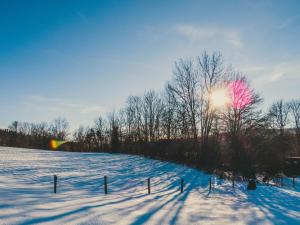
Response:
[54,175,57,193]
[181,178,184,193]
[292,177,295,187]
[104,176,108,194]
[232,174,235,189]
[209,177,212,191]
[148,178,151,194]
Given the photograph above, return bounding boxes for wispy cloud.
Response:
[264,62,300,83]
[277,16,298,29]
[22,95,104,115]
[241,61,300,84]
[174,24,243,49]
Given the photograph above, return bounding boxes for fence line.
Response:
[50,174,298,195]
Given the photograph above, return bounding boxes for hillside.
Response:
[0,147,299,225]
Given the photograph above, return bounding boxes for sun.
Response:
[210,87,231,109]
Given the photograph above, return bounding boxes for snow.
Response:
[0,147,299,225]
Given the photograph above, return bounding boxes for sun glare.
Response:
[50,139,68,150]
[210,87,231,109]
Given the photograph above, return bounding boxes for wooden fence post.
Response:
[148,178,151,194]
[54,175,57,193]
[181,178,184,193]
[209,177,212,191]
[232,175,235,189]
[104,176,108,194]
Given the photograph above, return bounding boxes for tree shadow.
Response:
[2,148,299,225]
[244,185,300,224]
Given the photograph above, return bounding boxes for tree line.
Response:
[1,52,299,177]
[0,117,69,149]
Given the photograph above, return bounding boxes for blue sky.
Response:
[0,0,300,130]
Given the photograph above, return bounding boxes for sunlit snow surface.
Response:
[0,147,299,225]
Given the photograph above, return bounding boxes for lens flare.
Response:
[228,79,253,109]
[50,139,68,150]
[210,80,253,110]
[210,87,231,108]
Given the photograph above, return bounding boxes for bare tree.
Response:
[8,121,19,133]
[37,122,50,137]
[124,96,135,141]
[128,96,143,141]
[142,90,162,142]
[223,76,263,136]
[288,100,300,145]
[117,109,128,143]
[169,58,199,140]
[198,51,225,150]
[154,94,164,141]
[268,100,289,136]
[94,116,107,149]
[161,84,178,140]
[73,126,86,143]
[222,75,263,172]
[107,110,121,150]
[50,117,69,140]
[18,122,31,135]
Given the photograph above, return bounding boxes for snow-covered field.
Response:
[0,147,299,225]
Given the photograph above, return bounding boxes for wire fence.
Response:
[47,174,299,195]
[1,170,299,199]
